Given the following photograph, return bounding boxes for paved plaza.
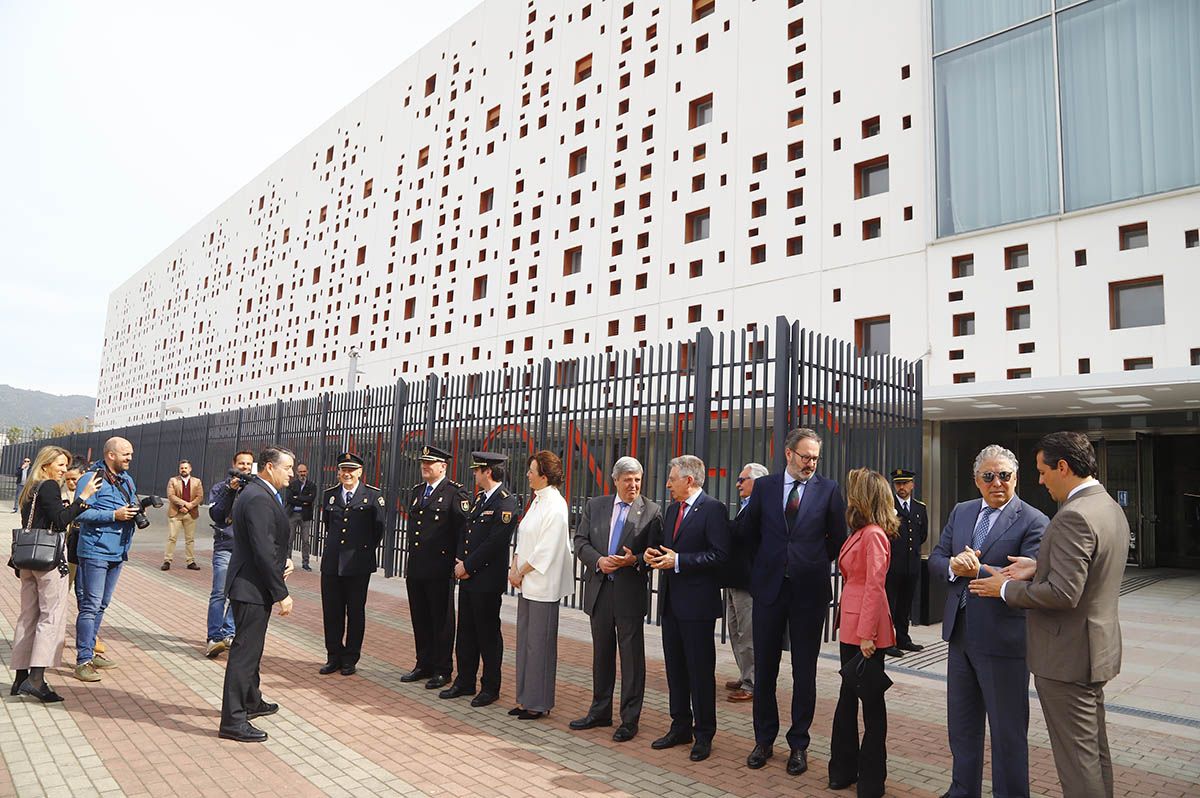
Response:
[2,516,1198,797]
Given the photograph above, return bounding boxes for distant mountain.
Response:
[0,384,96,436]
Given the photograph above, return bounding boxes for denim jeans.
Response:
[208,549,236,642]
[76,557,124,665]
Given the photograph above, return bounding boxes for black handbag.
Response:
[11,492,64,572]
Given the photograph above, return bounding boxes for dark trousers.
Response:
[220,600,270,729]
[407,576,454,675]
[751,578,827,750]
[885,570,918,645]
[321,573,371,667]
[946,610,1031,798]
[830,643,888,798]
[454,589,504,695]
[661,611,716,743]
[587,581,646,727]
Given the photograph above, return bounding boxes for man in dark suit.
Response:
[401,444,470,690]
[970,433,1128,798]
[884,468,928,657]
[740,427,847,777]
[644,454,729,763]
[439,451,519,708]
[219,446,295,743]
[13,457,30,512]
[928,444,1047,798]
[286,463,317,571]
[317,453,384,676]
[570,456,663,742]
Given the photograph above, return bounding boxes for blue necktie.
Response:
[275,492,283,507]
[423,484,433,504]
[960,506,997,608]
[608,502,630,556]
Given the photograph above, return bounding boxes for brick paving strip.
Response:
[2,549,1198,798]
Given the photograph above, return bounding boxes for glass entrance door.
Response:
[1101,439,1140,565]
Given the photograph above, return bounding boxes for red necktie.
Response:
[672,501,686,541]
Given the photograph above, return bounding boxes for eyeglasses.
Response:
[789,450,819,464]
[979,471,1014,484]
[735,476,749,483]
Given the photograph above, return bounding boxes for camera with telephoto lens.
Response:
[131,495,164,529]
[227,468,253,489]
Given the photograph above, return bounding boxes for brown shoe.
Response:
[93,637,107,654]
[727,689,753,702]
[160,561,171,571]
[725,679,744,690]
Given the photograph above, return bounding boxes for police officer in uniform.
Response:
[439,451,519,708]
[318,453,385,676]
[400,445,470,689]
[883,468,928,657]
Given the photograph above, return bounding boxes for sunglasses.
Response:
[735,476,749,483]
[980,471,1014,484]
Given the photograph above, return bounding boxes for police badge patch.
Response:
[329,496,336,504]
[460,500,470,513]
[377,496,386,507]
[501,511,513,524]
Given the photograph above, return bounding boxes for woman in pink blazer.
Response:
[829,468,899,797]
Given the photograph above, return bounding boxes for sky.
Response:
[0,0,482,398]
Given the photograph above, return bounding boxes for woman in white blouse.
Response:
[508,450,574,720]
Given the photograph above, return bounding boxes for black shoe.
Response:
[424,674,449,689]
[612,724,638,742]
[161,561,171,571]
[439,684,476,700]
[516,709,545,720]
[828,776,858,790]
[746,743,774,769]
[302,563,312,571]
[400,668,432,683]
[882,646,904,657]
[248,702,279,720]
[18,680,64,703]
[689,740,712,762]
[898,641,924,652]
[187,562,201,571]
[569,715,613,731]
[319,661,339,675]
[470,692,498,708]
[651,730,693,750]
[507,707,524,716]
[10,669,28,696]
[787,748,808,776]
[340,665,357,676]
[218,723,268,743]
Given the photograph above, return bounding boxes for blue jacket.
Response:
[74,467,138,562]
[208,479,238,554]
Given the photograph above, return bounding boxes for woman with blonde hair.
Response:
[9,445,100,701]
[828,467,899,797]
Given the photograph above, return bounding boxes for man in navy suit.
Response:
[645,454,730,763]
[928,444,1047,798]
[739,428,847,777]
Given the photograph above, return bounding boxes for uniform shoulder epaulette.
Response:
[499,490,509,499]
[325,484,340,492]
[411,482,424,490]
[448,480,463,488]
[914,499,926,506]
[364,483,380,491]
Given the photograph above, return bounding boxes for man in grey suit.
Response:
[929,444,1048,798]
[570,456,663,742]
[971,432,1128,798]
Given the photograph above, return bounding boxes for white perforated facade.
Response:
[95,0,1200,430]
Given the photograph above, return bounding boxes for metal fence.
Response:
[2,316,922,639]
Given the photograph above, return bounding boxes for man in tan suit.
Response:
[163,460,204,571]
[970,432,1127,798]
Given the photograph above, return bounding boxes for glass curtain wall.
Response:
[933,0,1200,236]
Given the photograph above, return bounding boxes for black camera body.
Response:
[132,495,164,530]
[227,468,254,489]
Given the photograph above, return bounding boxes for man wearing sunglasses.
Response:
[928,445,1048,798]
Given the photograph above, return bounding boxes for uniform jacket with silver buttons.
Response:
[319,482,385,577]
[458,484,520,594]
[406,478,470,578]
[889,496,927,577]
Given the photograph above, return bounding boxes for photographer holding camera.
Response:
[204,451,255,657]
[71,437,139,683]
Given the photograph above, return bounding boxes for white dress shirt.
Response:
[782,473,808,513]
[515,486,574,602]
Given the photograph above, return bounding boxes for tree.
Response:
[4,426,20,445]
[29,426,44,441]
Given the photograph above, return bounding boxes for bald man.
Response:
[72,437,140,682]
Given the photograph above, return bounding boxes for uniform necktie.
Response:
[344,489,353,505]
[608,501,630,556]
[785,481,801,526]
[902,500,909,514]
[672,501,687,541]
[960,505,997,608]
[423,484,433,505]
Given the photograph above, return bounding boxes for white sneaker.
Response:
[205,639,228,658]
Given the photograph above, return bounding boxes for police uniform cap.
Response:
[470,451,508,469]
[890,468,916,483]
[337,452,365,469]
[417,444,452,463]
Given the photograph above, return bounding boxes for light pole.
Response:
[347,349,365,392]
